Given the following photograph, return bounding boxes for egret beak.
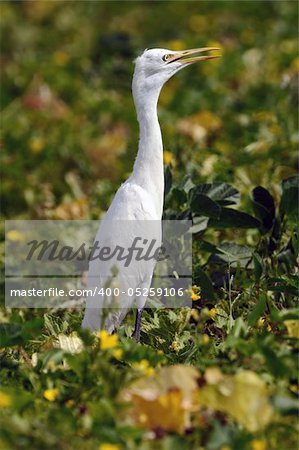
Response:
[167,47,221,65]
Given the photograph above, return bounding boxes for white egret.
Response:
[82,47,220,340]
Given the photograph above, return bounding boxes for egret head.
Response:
[132,47,220,99]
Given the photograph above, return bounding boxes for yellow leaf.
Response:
[99,444,121,450]
[199,370,273,432]
[204,367,224,384]
[284,320,299,338]
[120,365,199,433]
[53,51,70,66]
[251,440,267,450]
[0,391,12,408]
[29,136,45,154]
[132,388,186,433]
[65,399,75,408]
[202,334,210,345]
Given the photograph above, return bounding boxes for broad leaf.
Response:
[189,183,240,206]
[189,192,221,218]
[210,242,253,268]
[280,175,299,221]
[209,207,261,229]
[164,166,172,197]
[248,294,267,325]
[190,216,209,234]
[252,186,275,232]
[194,266,216,302]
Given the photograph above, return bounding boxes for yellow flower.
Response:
[290,384,298,393]
[98,330,119,350]
[7,230,24,242]
[53,51,70,66]
[163,150,174,166]
[157,350,164,355]
[257,317,265,328]
[29,137,45,154]
[43,388,59,402]
[99,443,121,450]
[132,359,155,376]
[251,439,267,450]
[209,308,217,318]
[191,288,201,301]
[0,391,11,408]
[112,348,123,360]
[202,334,210,345]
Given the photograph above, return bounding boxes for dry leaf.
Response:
[199,369,273,432]
[120,365,199,433]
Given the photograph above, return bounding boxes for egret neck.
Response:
[131,83,164,218]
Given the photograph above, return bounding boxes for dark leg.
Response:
[132,308,143,342]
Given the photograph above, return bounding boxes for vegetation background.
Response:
[0,1,298,450]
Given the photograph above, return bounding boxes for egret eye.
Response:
[162,54,171,62]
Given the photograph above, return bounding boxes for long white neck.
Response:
[131,84,164,218]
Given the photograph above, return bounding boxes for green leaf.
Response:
[270,307,299,322]
[0,323,23,347]
[0,319,43,347]
[253,252,264,280]
[209,208,261,229]
[267,277,299,296]
[252,186,275,232]
[164,166,172,197]
[189,183,240,205]
[171,187,187,204]
[248,294,267,326]
[190,216,209,234]
[272,395,299,415]
[280,175,299,221]
[194,267,216,302]
[211,242,253,268]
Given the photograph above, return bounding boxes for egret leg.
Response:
[132,308,143,342]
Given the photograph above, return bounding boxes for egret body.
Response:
[82,47,219,339]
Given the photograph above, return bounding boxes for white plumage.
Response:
[82,47,220,339]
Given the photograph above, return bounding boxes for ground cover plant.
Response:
[0,1,298,449]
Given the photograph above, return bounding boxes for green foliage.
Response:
[1,1,298,450]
